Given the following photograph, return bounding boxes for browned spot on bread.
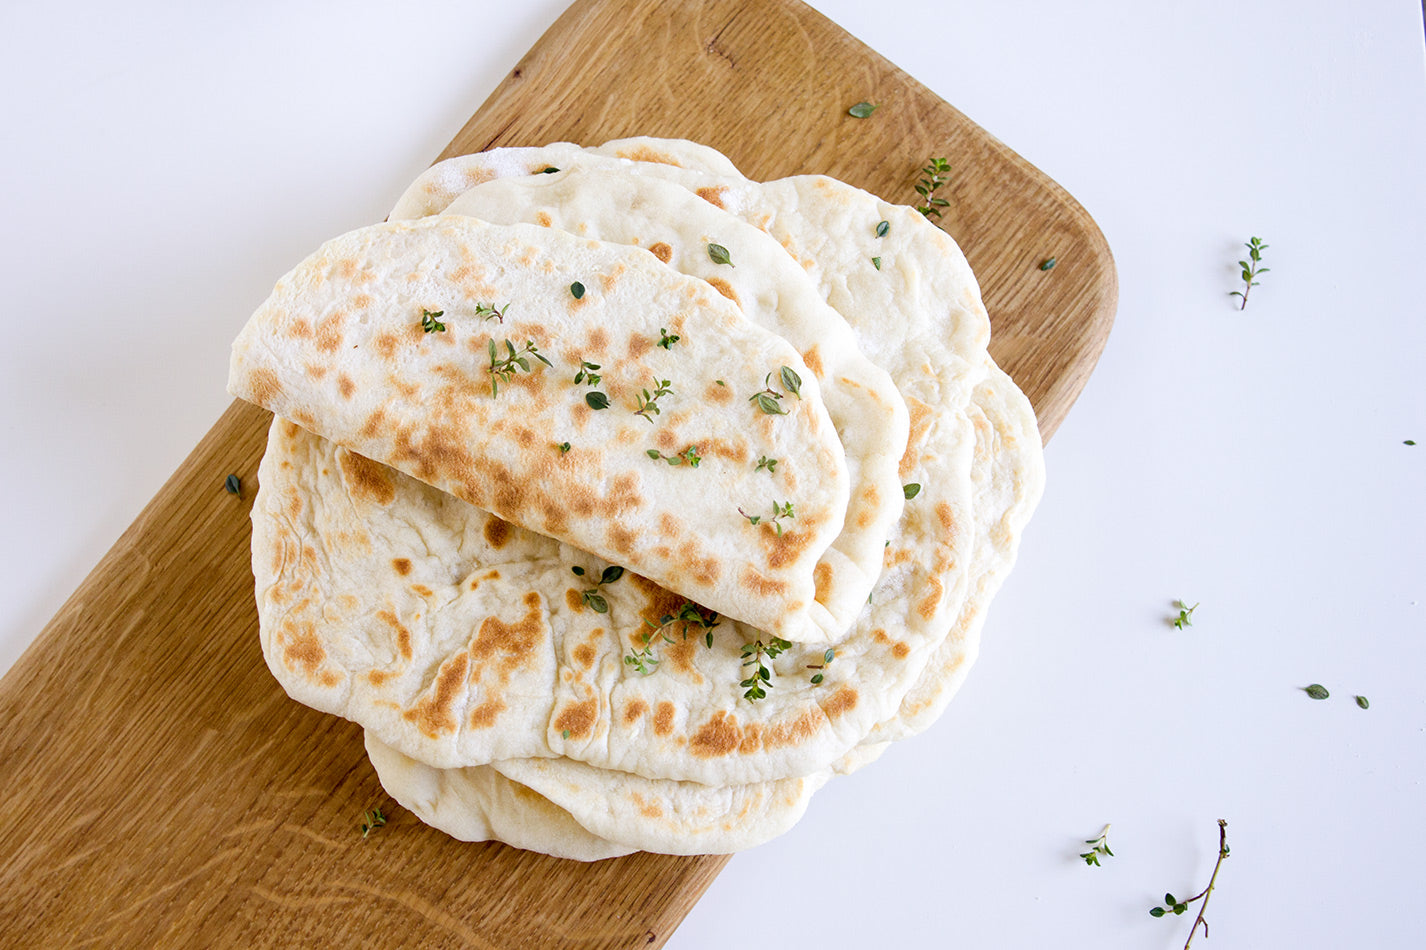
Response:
[410,584,433,597]
[359,408,387,439]
[376,609,413,661]
[391,558,412,576]
[648,242,673,263]
[761,710,820,750]
[281,419,301,438]
[739,565,788,596]
[468,696,508,729]
[334,258,358,279]
[536,211,552,227]
[622,698,648,725]
[813,561,834,601]
[766,529,816,570]
[337,373,356,399]
[801,345,824,378]
[373,332,400,361]
[607,523,638,556]
[621,145,680,166]
[599,263,627,294]
[935,501,957,536]
[402,651,469,738]
[705,276,739,306]
[338,451,396,506]
[664,637,702,677]
[573,642,596,669]
[281,621,328,680]
[366,669,395,687]
[696,185,728,208]
[654,701,675,736]
[290,408,317,429]
[304,362,328,381]
[246,368,283,406]
[916,575,945,621]
[288,318,313,339]
[901,397,934,478]
[631,791,663,819]
[737,723,763,754]
[821,686,858,719]
[856,483,881,528]
[626,331,654,359]
[554,698,597,741]
[483,517,512,549]
[706,380,733,403]
[892,641,910,659]
[315,311,346,353]
[471,592,545,667]
[565,588,584,612]
[353,293,371,309]
[690,711,740,758]
[658,512,682,537]
[587,326,610,351]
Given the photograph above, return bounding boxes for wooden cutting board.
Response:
[0,1,1115,947]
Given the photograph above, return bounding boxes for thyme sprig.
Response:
[420,309,446,333]
[806,648,835,685]
[360,807,387,839]
[1229,237,1268,310]
[571,564,624,614]
[647,445,702,467]
[658,328,680,349]
[749,368,801,415]
[1171,599,1199,630]
[740,636,793,701]
[573,360,602,387]
[1079,825,1114,866]
[739,500,796,536]
[634,378,674,421]
[755,455,778,474]
[474,302,510,323]
[1150,819,1230,949]
[487,339,551,396]
[625,602,721,672]
[914,157,952,219]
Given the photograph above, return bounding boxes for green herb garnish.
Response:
[224,473,242,496]
[634,378,674,422]
[585,391,610,410]
[875,220,889,238]
[1304,684,1330,700]
[1171,599,1199,630]
[903,483,921,500]
[779,365,802,399]
[540,166,560,174]
[361,808,387,839]
[806,647,835,685]
[630,602,722,674]
[872,256,883,270]
[1404,440,1416,446]
[739,636,793,701]
[848,101,878,118]
[755,455,778,474]
[1040,257,1057,271]
[739,500,795,536]
[914,157,952,219]
[570,281,585,299]
[1355,695,1370,709]
[1079,825,1114,867]
[572,564,624,614]
[707,243,734,267]
[574,360,601,387]
[646,445,702,468]
[562,728,571,739]
[557,442,571,454]
[420,308,446,333]
[657,327,680,349]
[487,338,551,397]
[749,369,799,415]
[1149,819,1229,949]
[474,302,509,323]
[1229,237,1269,310]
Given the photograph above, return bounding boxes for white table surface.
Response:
[3,1,1423,946]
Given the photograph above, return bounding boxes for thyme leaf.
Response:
[361,807,387,839]
[848,101,878,118]
[914,157,952,218]
[420,309,446,333]
[487,338,551,397]
[224,473,242,497]
[634,378,674,422]
[707,243,734,267]
[646,445,702,468]
[657,328,680,349]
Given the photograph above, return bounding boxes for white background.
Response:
[2,1,1423,946]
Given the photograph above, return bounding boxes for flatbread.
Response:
[230,215,852,644]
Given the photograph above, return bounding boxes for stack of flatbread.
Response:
[228,138,1045,860]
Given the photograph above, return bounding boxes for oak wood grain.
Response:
[0,0,1114,947]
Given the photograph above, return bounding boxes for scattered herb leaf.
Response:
[1080,825,1114,867]
[647,445,702,468]
[848,101,878,118]
[634,378,674,422]
[1149,819,1230,948]
[875,220,890,238]
[903,483,921,500]
[570,281,585,299]
[574,360,602,387]
[585,391,610,410]
[1229,237,1269,310]
[540,166,560,174]
[574,562,624,613]
[420,308,446,333]
[806,647,835,685]
[557,441,571,454]
[707,243,734,267]
[361,808,387,839]
[1172,599,1199,630]
[562,728,571,739]
[739,636,793,701]
[487,338,551,396]
[474,302,510,323]
[1304,683,1330,700]
[657,327,680,349]
[739,500,796,536]
[1040,257,1057,271]
[755,455,778,474]
[1355,695,1370,709]
[224,473,242,496]
[1405,440,1416,446]
[779,366,802,399]
[626,602,721,675]
[872,256,883,270]
[914,157,952,219]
